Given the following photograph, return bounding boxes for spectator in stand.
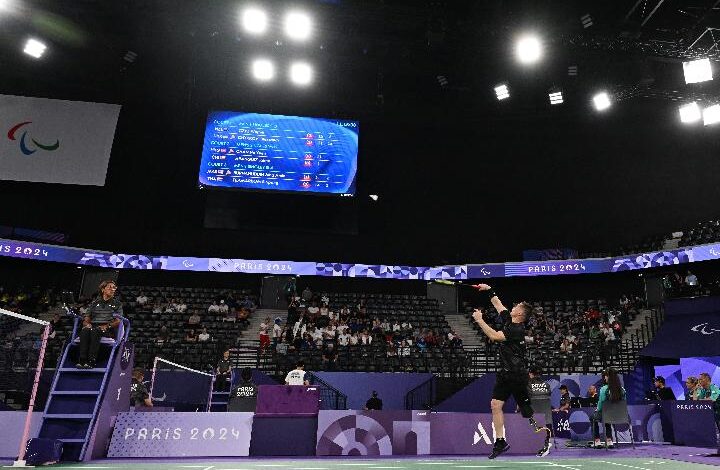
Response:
[565,330,577,345]
[364,391,383,410]
[554,385,571,412]
[685,376,700,400]
[198,327,210,342]
[524,328,535,344]
[416,335,427,352]
[175,299,187,313]
[653,376,676,400]
[152,303,163,314]
[187,310,201,326]
[240,296,256,313]
[215,350,231,391]
[322,343,338,371]
[619,294,630,310]
[697,372,720,401]
[392,321,401,332]
[380,318,390,332]
[307,301,320,320]
[301,287,313,302]
[601,323,616,342]
[185,329,198,342]
[560,338,573,353]
[589,324,601,341]
[136,292,148,306]
[338,330,350,346]
[272,318,283,348]
[217,300,229,314]
[208,301,220,314]
[349,332,359,345]
[360,330,372,345]
[319,304,329,317]
[155,326,169,345]
[48,312,63,339]
[222,307,236,322]
[259,318,271,351]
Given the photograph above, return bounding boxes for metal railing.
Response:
[405,375,436,410]
[308,372,347,410]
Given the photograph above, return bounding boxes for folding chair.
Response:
[531,397,558,450]
[601,399,635,449]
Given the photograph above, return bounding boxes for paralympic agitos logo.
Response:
[7,121,60,155]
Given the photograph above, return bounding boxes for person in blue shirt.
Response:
[592,368,626,449]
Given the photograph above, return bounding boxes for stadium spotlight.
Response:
[683,58,713,84]
[703,104,720,126]
[549,90,563,105]
[251,59,275,81]
[679,102,701,124]
[494,84,510,100]
[516,35,542,64]
[289,62,312,86]
[23,38,46,59]
[285,11,312,41]
[242,8,268,35]
[592,92,611,111]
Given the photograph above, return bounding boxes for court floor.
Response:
[45,457,720,469]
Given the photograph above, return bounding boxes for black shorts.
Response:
[492,371,531,406]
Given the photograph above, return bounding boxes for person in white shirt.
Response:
[208,301,220,313]
[685,270,699,287]
[273,319,283,347]
[285,361,309,385]
[293,320,305,339]
[218,300,229,314]
[152,305,163,314]
[321,294,330,306]
[198,327,210,342]
[380,320,390,332]
[361,331,372,345]
[349,333,359,345]
[601,324,616,342]
[175,301,187,313]
[188,311,201,325]
[338,332,350,346]
[392,321,401,332]
[401,321,412,330]
[565,332,576,345]
[136,293,148,305]
[307,303,320,316]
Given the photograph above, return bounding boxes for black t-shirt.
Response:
[87,297,122,325]
[528,377,551,399]
[497,310,527,373]
[366,396,383,410]
[217,359,230,374]
[657,387,676,400]
[130,379,149,406]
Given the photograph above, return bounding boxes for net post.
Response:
[207,374,216,412]
[15,322,51,465]
[149,356,159,399]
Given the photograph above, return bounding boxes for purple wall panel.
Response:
[313,372,433,410]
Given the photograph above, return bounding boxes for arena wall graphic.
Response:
[0,236,711,280]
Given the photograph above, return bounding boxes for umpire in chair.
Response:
[76,280,122,369]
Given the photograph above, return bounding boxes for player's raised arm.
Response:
[472,284,507,313]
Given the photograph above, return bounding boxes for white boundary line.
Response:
[0,308,50,325]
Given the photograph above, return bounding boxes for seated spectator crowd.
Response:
[269,287,466,374]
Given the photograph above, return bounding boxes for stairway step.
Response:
[59,367,107,373]
[51,391,100,396]
[44,414,93,419]
[56,438,86,443]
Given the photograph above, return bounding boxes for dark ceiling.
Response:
[2,0,720,266]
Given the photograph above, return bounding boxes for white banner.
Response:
[0,94,120,186]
